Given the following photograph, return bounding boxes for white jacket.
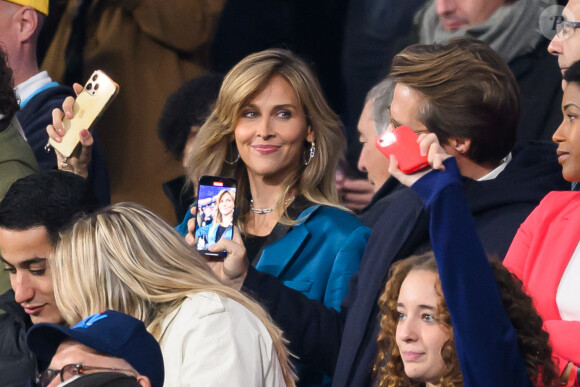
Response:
[158,292,286,386]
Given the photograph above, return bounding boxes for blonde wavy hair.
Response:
[52,202,296,386]
[186,48,346,229]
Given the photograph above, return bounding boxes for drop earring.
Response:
[304,141,316,166]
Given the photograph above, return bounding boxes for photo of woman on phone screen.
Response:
[195,189,234,249]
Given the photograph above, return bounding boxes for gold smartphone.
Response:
[49,70,119,158]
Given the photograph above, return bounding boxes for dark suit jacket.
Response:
[243,140,568,387]
[0,290,36,386]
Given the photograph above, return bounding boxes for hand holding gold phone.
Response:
[48,70,119,158]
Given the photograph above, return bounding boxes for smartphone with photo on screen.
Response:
[194,176,237,258]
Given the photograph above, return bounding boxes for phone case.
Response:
[195,176,237,258]
[375,125,429,174]
[49,70,119,158]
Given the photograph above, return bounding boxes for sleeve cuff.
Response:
[411,157,463,208]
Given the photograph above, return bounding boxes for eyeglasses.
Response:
[556,20,580,40]
[36,363,138,387]
[385,106,429,136]
[386,106,401,131]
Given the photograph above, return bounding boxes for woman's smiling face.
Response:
[234,75,312,182]
[218,191,234,216]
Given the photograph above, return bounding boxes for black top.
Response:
[242,196,312,266]
[215,225,229,244]
[243,234,269,264]
[161,175,195,222]
[0,289,37,386]
[0,119,9,133]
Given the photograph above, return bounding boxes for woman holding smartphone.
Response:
[177,49,370,385]
[50,49,370,385]
[179,49,369,311]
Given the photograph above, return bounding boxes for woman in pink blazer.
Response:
[503,60,580,386]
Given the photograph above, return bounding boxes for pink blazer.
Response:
[504,191,580,374]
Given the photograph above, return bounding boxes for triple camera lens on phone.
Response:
[86,73,100,95]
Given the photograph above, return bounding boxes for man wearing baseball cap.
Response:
[27,310,164,387]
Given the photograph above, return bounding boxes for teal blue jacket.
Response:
[255,205,369,310]
[177,205,369,310]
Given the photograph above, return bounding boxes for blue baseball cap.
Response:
[26,310,164,387]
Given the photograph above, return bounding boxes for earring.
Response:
[304,141,316,166]
[224,151,240,165]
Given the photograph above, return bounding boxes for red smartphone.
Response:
[375,125,429,174]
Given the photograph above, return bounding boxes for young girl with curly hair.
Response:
[374,134,557,387]
[375,252,557,387]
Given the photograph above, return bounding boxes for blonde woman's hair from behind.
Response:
[52,202,296,386]
[186,48,347,230]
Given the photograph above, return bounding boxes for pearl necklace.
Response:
[250,196,296,214]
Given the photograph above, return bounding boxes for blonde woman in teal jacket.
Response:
[179,49,371,386]
[178,48,370,313]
